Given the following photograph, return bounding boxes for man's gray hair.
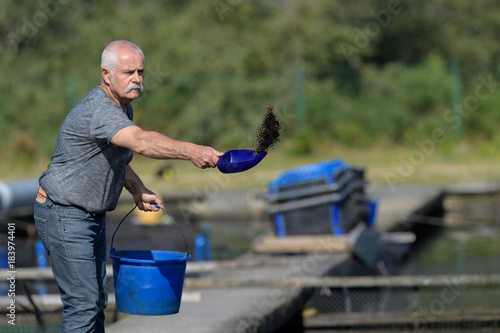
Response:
[101,40,144,83]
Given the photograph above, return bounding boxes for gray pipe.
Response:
[0,178,39,211]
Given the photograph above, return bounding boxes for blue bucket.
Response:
[108,205,191,315]
[108,248,190,315]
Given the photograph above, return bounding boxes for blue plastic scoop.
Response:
[216,149,267,174]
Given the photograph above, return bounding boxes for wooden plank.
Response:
[305,308,500,328]
[0,258,294,281]
[446,182,500,195]
[184,274,500,289]
[0,291,202,309]
[251,234,352,253]
[6,266,500,288]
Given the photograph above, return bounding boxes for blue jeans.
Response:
[34,197,108,333]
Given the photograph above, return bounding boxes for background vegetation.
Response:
[2,0,500,186]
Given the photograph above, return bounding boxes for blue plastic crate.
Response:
[268,159,376,237]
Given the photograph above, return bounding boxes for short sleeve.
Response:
[90,103,136,143]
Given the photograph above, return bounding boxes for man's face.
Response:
[108,51,144,102]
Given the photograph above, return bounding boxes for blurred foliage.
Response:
[1,0,500,166]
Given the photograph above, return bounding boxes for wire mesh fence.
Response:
[0,278,122,333]
[304,216,500,330]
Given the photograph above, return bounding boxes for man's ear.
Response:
[102,67,111,85]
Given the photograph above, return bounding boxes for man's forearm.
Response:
[123,165,163,210]
[124,165,147,198]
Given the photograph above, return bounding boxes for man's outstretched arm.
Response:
[111,126,223,168]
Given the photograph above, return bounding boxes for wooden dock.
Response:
[104,184,446,333]
[367,184,445,231]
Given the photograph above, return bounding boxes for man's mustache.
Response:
[125,83,144,93]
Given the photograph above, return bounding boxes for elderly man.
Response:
[34,40,223,332]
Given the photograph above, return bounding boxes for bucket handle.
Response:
[110,204,190,255]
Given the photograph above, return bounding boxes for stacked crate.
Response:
[268,159,377,237]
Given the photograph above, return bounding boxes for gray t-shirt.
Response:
[39,86,136,214]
